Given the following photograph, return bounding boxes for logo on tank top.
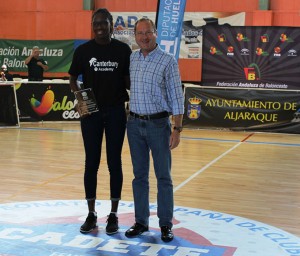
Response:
[89,57,119,72]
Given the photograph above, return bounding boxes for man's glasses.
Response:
[135,31,156,37]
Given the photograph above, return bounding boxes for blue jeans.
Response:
[81,104,126,201]
[127,115,173,228]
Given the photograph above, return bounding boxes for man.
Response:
[0,64,13,81]
[24,46,48,81]
[68,8,131,235]
[125,18,184,242]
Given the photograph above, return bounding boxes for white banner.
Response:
[112,12,245,59]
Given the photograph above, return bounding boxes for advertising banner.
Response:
[183,86,300,134]
[181,12,245,59]
[0,84,19,127]
[156,0,187,59]
[16,82,80,122]
[112,12,245,59]
[202,26,300,90]
[0,40,75,73]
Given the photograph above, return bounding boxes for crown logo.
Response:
[188,97,201,105]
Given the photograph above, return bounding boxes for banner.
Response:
[202,26,300,90]
[0,40,75,73]
[0,84,19,127]
[181,12,245,59]
[183,86,300,134]
[156,0,187,59]
[112,12,245,59]
[16,82,80,122]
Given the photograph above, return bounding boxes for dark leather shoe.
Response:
[161,226,174,242]
[125,223,148,237]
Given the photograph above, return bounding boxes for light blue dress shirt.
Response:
[129,45,184,116]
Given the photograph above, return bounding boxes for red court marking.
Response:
[241,133,254,142]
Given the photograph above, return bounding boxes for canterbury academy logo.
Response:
[89,57,119,71]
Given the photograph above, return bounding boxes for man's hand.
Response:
[37,61,48,71]
[169,130,180,150]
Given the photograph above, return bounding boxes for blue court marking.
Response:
[181,136,300,147]
[20,127,300,147]
[245,140,300,147]
[20,127,80,133]
[181,136,240,143]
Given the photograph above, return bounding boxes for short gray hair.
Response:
[134,17,156,33]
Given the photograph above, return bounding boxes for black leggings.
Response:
[80,104,127,201]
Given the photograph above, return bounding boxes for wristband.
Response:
[173,126,183,133]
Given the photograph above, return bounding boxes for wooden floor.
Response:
[0,122,299,238]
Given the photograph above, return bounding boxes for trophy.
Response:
[74,88,99,116]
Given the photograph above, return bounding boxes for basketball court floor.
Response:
[0,122,299,256]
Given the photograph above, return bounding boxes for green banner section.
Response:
[0,40,74,73]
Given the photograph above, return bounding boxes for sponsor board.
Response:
[0,200,299,256]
